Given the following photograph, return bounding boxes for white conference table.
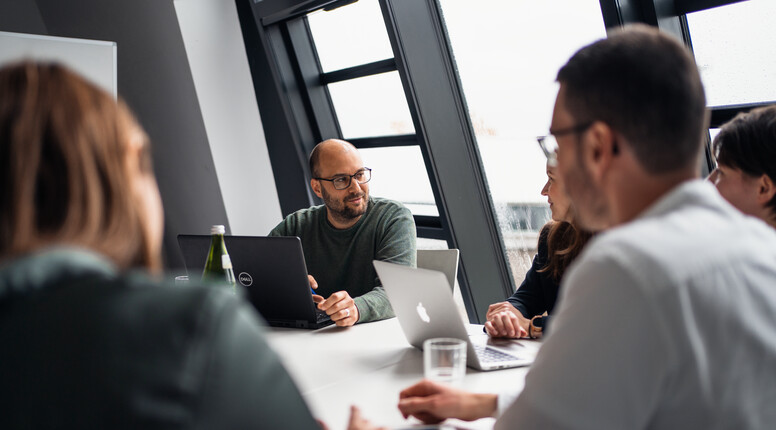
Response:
[266,318,541,430]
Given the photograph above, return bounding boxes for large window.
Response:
[682,0,776,171]
[438,0,606,285]
[307,0,438,217]
[686,0,776,108]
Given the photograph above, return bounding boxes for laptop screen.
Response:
[177,235,323,327]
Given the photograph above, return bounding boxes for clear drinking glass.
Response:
[423,338,467,384]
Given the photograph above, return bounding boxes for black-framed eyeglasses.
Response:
[314,168,372,190]
[536,122,593,166]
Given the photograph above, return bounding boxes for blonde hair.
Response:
[0,61,161,271]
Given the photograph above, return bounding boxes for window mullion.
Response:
[380,0,516,323]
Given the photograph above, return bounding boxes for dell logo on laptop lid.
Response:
[238,272,253,287]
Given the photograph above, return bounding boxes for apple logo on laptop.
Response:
[416,302,431,323]
[238,272,253,287]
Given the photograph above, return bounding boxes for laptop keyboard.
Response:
[474,344,519,363]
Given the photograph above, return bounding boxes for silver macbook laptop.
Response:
[177,235,333,330]
[374,260,533,371]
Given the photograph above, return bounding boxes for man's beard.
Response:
[321,186,368,223]
[564,160,610,231]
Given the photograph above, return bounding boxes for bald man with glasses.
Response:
[269,139,416,326]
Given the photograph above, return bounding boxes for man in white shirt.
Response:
[377,24,776,430]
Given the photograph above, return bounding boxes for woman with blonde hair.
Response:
[0,62,318,428]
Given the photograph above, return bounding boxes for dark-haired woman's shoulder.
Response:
[506,222,559,317]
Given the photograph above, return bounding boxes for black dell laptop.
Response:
[177,235,334,329]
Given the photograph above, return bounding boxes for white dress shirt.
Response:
[496,180,776,429]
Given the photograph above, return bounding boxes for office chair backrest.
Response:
[416,249,459,291]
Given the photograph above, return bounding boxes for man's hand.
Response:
[309,275,324,304]
[397,379,498,424]
[345,406,388,430]
[485,302,528,338]
[318,290,359,326]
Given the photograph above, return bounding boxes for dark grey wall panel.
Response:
[0,0,46,33]
[0,0,230,270]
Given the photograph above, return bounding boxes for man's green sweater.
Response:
[269,197,416,322]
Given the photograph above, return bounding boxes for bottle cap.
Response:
[211,225,226,235]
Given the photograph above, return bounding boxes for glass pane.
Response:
[687,0,776,106]
[439,0,606,287]
[360,146,437,216]
[328,71,415,138]
[709,128,721,144]
[708,128,721,168]
[417,238,449,250]
[307,0,394,73]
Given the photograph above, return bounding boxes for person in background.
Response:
[0,61,322,429]
[485,161,592,339]
[351,24,776,430]
[708,104,776,228]
[269,139,416,327]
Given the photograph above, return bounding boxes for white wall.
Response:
[0,31,116,96]
[174,0,282,235]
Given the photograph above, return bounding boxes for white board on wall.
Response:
[0,31,117,96]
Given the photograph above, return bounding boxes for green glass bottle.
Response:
[201,225,236,293]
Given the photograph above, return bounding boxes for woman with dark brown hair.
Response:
[0,61,319,428]
[485,163,592,339]
[708,104,776,229]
